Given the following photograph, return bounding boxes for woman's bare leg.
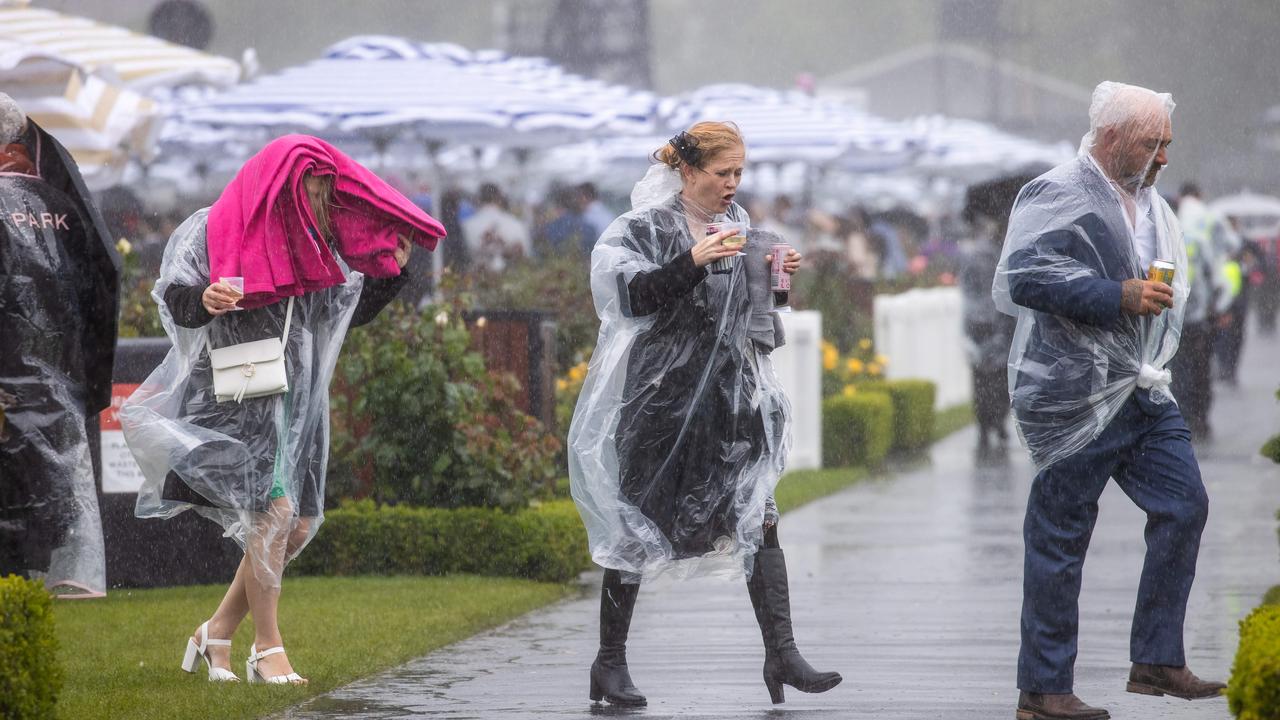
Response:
[190,557,250,672]
[244,498,305,681]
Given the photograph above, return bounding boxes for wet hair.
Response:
[1179,181,1202,198]
[303,172,335,241]
[478,182,507,208]
[653,121,744,171]
[0,93,26,146]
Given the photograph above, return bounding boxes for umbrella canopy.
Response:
[660,83,922,171]
[908,114,1073,181]
[1210,191,1280,219]
[168,35,659,150]
[0,3,239,92]
[0,1,241,188]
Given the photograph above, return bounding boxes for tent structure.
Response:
[0,1,241,188]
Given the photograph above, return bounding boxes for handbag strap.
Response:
[205,296,296,356]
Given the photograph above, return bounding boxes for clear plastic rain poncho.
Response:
[568,163,791,583]
[0,173,105,596]
[120,210,363,587]
[994,82,1187,470]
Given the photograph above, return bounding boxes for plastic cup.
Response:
[706,221,747,275]
[220,276,245,311]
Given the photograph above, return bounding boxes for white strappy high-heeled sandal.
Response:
[246,644,307,685]
[181,621,239,682]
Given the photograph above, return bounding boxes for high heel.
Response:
[246,644,307,685]
[180,621,239,682]
[747,548,842,704]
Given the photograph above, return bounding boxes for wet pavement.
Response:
[280,328,1279,720]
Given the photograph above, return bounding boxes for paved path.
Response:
[281,328,1280,719]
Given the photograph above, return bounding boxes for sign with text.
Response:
[100,384,143,493]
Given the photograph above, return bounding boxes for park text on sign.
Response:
[100,384,144,493]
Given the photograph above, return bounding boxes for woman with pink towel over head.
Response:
[120,135,445,685]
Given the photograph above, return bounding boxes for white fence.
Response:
[771,310,823,469]
[873,286,971,409]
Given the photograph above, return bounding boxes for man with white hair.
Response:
[994,82,1224,720]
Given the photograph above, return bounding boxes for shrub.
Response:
[329,299,561,511]
[1228,603,1280,719]
[0,576,61,720]
[822,391,893,468]
[858,379,937,452]
[821,337,889,398]
[291,499,590,583]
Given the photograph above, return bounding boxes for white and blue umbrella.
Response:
[909,114,1073,181]
[660,83,922,172]
[165,35,658,150]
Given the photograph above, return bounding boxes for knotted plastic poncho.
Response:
[994,82,1187,470]
[568,164,791,583]
[120,209,366,588]
[0,173,105,596]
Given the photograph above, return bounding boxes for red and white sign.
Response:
[100,383,144,493]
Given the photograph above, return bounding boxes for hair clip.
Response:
[669,131,703,168]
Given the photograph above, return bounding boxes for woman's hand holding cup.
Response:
[691,228,744,268]
[203,280,243,315]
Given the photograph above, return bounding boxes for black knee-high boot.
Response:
[589,569,646,706]
[747,530,842,704]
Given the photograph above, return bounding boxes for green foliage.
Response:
[466,252,598,373]
[792,250,875,353]
[329,299,560,511]
[858,379,937,452]
[1228,603,1280,719]
[115,239,164,338]
[822,391,894,468]
[1262,435,1280,465]
[1261,585,1280,608]
[0,576,61,719]
[291,499,590,583]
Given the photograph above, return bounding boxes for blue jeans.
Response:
[1017,390,1209,693]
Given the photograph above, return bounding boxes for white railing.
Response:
[873,287,972,409]
[771,310,823,469]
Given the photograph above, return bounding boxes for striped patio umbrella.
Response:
[0,1,241,187]
[660,83,922,171]
[909,114,1074,181]
[168,35,658,150]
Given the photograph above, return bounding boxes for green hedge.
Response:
[858,379,937,452]
[0,576,61,719]
[292,499,590,583]
[1229,603,1280,719]
[822,392,893,468]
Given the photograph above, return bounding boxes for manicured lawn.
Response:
[774,466,869,514]
[53,575,570,720]
[933,403,975,441]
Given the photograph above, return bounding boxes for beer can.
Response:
[770,243,791,291]
[1147,259,1175,286]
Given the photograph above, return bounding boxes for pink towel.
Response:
[207,134,445,308]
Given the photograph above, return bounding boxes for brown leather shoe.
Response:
[1126,663,1226,700]
[1016,691,1110,720]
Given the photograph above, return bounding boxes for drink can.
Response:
[1147,259,1175,286]
[770,244,791,291]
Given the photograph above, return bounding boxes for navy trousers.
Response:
[1017,390,1209,693]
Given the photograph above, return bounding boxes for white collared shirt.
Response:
[1085,153,1157,270]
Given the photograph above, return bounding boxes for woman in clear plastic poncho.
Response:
[120,136,444,684]
[569,122,840,707]
[993,83,1188,470]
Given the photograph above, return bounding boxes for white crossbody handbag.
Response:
[208,297,294,403]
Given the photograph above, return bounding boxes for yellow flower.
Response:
[858,338,873,351]
[115,237,133,256]
[846,358,864,374]
[568,365,586,382]
[556,378,569,392]
[867,362,882,376]
[822,344,839,372]
[875,354,889,366]
[841,384,857,397]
